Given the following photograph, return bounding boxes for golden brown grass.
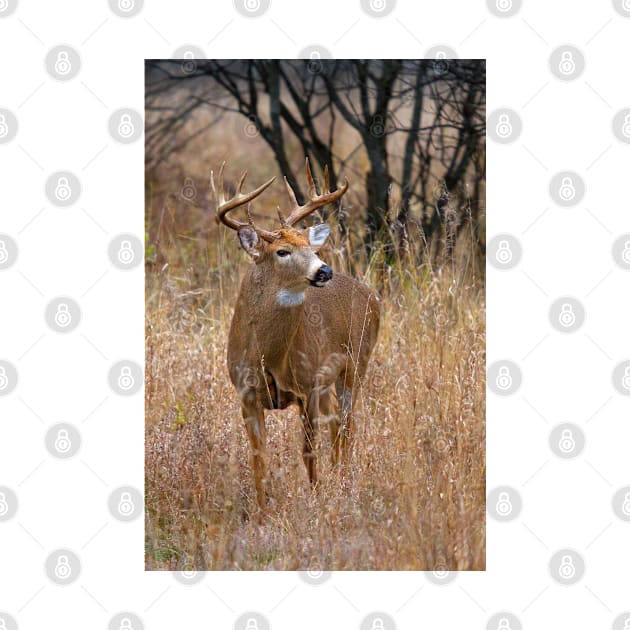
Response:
[144,194,486,571]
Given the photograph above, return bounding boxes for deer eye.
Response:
[276,250,291,257]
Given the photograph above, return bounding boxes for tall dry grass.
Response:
[145,191,486,570]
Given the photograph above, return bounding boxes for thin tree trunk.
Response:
[364,138,391,256]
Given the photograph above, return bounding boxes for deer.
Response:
[212,158,380,509]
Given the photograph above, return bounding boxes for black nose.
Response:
[313,265,333,284]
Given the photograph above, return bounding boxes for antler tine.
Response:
[283,176,299,208]
[283,158,350,228]
[305,156,316,196]
[276,206,287,228]
[236,170,247,195]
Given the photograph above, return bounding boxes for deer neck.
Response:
[244,267,306,363]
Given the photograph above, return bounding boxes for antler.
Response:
[279,157,349,228]
[212,159,349,240]
[211,162,278,241]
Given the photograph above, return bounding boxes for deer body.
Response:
[229,267,379,404]
[213,160,379,507]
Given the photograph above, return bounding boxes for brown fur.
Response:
[275,229,309,247]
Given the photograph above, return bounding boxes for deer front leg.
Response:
[299,395,319,486]
[241,393,268,509]
[318,389,341,466]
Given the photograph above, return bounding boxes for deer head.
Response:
[211,158,349,305]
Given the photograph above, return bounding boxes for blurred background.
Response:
[145,59,486,281]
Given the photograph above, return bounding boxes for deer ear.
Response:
[237,226,262,259]
[308,223,331,250]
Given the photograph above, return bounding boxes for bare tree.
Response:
[145,59,485,265]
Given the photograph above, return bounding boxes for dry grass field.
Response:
[144,187,486,570]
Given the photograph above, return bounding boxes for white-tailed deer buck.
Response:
[212,159,380,508]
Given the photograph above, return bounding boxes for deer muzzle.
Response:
[310,264,333,287]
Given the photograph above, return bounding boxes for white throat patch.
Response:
[276,289,305,307]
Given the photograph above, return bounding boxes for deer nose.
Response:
[313,264,333,285]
